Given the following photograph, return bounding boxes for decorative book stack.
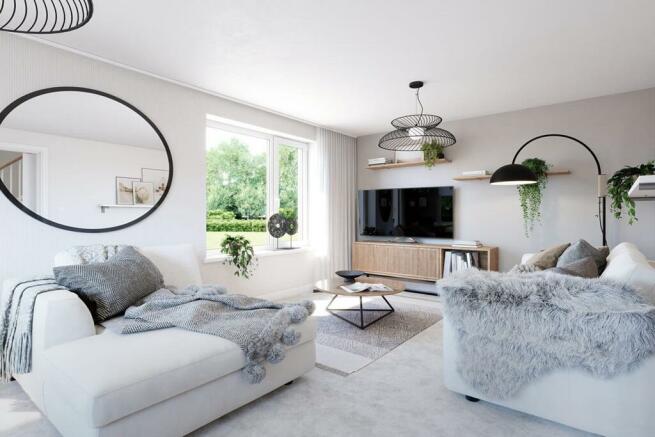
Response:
[368,157,392,166]
[443,250,480,278]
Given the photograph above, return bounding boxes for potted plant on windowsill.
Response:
[607,160,655,224]
[220,235,257,278]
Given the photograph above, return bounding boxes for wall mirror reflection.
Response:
[0,88,172,232]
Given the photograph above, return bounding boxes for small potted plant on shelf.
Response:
[421,141,445,168]
[220,235,257,278]
[517,158,551,237]
[607,160,655,224]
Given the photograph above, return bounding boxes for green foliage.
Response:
[278,144,299,220]
[206,138,266,219]
[206,218,266,232]
[206,138,299,224]
[220,235,257,278]
[207,209,236,220]
[279,207,297,221]
[607,161,655,224]
[517,158,551,237]
[421,141,445,168]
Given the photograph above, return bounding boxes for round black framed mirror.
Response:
[0,87,173,233]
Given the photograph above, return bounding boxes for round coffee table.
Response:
[314,277,405,329]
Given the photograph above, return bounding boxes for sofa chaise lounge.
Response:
[5,244,316,437]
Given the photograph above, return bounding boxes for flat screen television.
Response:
[358,186,454,238]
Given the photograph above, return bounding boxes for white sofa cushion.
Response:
[138,244,202,289]
[43,317,316,428]
[606,242,648,263]
[601,250,655,305]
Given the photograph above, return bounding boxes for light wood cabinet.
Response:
[352,241,499,281]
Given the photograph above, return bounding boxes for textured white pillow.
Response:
[138,244,202,289]
[606,242,647,263]
[602,251,655,305]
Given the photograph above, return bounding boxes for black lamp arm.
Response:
[510,133,607,246]
[511,133,602,175]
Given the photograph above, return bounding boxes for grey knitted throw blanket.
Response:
[0,278,68,382]
[438,269,655,399]
[113,285,315,384]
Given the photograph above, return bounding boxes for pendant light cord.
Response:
[415,88,424,127]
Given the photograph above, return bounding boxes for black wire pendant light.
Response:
[1,0,93,34]
[378,81,456,151]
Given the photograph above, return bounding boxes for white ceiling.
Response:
[3,91,163,149]
[36,0,655,137]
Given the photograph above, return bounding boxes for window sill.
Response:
[204,246,313,264]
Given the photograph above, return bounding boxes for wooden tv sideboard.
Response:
[352,241,499,281]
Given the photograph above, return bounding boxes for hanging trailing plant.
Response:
[517,158,551,237]
[421,141,445,168]
[220,235,257,278]
[607,161,654,224]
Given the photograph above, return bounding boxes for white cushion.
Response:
[601,251,655,305]
[606,242,647,263]
[43,317,316,428]
[138,244,202,289]
[521,253,536,265]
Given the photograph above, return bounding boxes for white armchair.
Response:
[443,242,655,437]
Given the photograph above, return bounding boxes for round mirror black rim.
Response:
[0,86,173,233]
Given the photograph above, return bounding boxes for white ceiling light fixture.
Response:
[378,81,456,151]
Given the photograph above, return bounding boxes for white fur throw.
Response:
[438,269,655,399]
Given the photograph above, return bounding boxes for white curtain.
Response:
[309,128,357,280]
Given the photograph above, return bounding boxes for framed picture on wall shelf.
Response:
[141,168,169,202]
[132,181,155,206]
[115,177,141,205]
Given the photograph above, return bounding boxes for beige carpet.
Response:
[313,292,442,375]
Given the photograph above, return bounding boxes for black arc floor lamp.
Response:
[490,134,607,246]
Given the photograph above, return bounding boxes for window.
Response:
[206,122,308,253]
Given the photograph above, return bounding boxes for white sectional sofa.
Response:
[443,242,655,437]
[5,244,316,437]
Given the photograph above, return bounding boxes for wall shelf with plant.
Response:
[367,158,451,170]
[607,160,655,224]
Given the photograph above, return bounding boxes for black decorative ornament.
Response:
[267,213,288,248]
[378,81,456,151]
[286,217,298,249]
[1,0,93,34]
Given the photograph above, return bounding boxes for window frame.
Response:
[205,120,309,254]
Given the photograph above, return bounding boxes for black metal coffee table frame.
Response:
[326,294,395,329]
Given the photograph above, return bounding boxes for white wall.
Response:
[0,34,317,296]
[0,127,168,228]
[357,89,655,271]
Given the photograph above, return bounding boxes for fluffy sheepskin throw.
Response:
[105,285,314,384]
[438,269,655,399]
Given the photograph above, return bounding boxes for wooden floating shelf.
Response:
[367,159,450,170]
[453,170,571,181]
[99,204,153,213]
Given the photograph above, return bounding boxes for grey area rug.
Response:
[314,293,442,375]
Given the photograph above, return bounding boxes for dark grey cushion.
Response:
[556,239,608,271]
[54,246,164,322]
[549,257,599,278]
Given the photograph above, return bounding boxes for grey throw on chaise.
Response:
[438,269,655,399]
[107,285,315,384]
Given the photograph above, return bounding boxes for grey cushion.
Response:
[54,246,164,322]
[549,257,599,278]
[526,243,571,269]
[557,239,608,271]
